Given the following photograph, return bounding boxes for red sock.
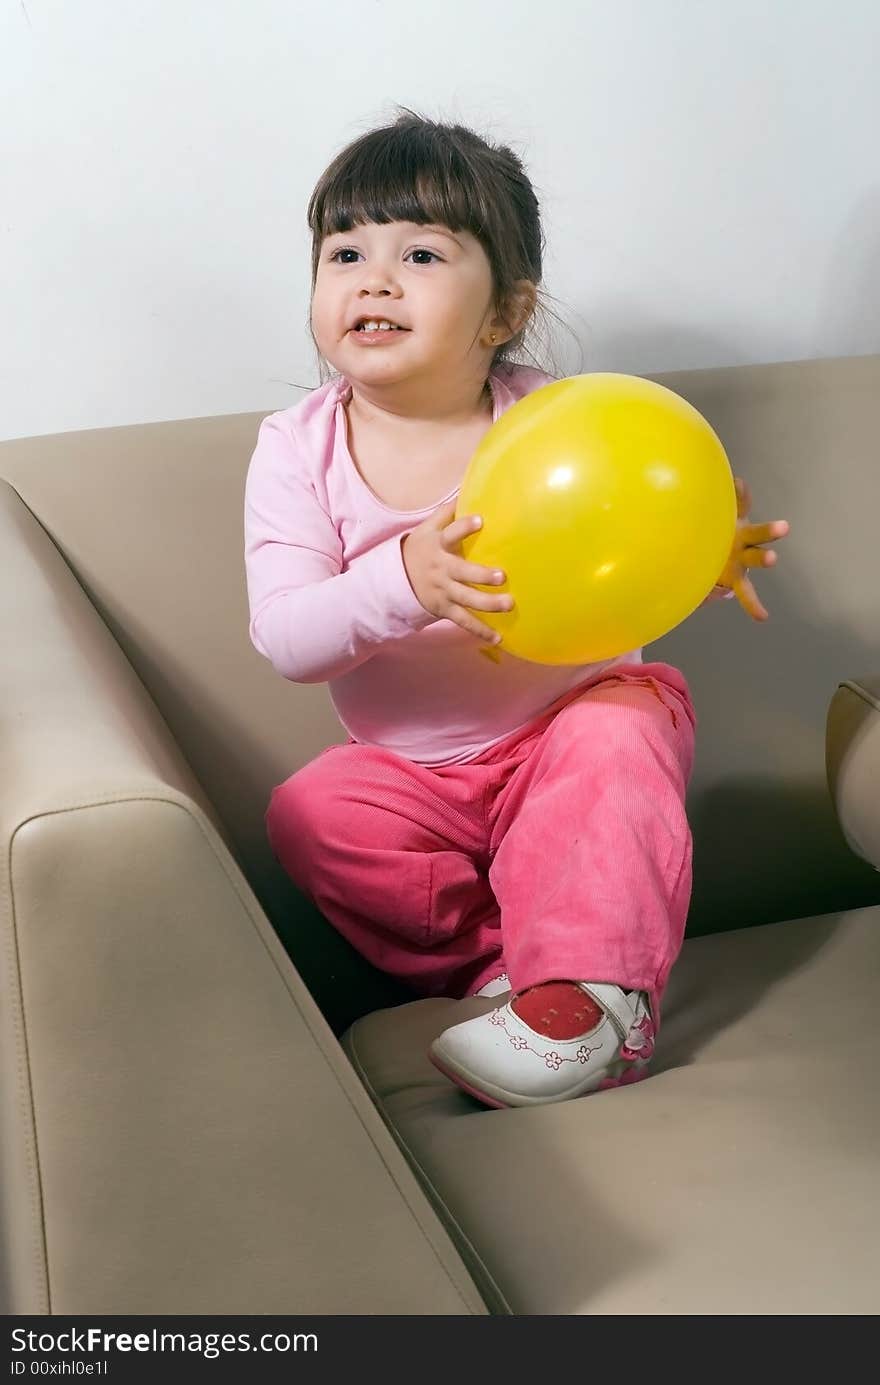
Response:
[511,981,603,1039]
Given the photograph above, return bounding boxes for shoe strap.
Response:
[576,982,645,1042]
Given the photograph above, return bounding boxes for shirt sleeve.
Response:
[244,413,435,684]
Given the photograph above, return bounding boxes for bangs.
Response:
[309,128,485,245]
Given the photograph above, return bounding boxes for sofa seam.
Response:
[343,1022,513,1316]
[10,789,483,1315]
[839,679,880,714]
[3,834,52,1313]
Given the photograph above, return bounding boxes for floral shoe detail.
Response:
[428,983,654,1108]
[473,972,510,998]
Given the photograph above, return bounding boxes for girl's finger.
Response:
[733,572,769,621]
[429,499,459,526]
[741,547,778,570]
[740,519,790,545]
[447,580,514,614]
[451,557,507,586]
[441,513,483,549]
[446,603,502,643]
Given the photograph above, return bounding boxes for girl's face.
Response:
[311,220,501,393]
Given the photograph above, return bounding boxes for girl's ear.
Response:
[497,280,538,340]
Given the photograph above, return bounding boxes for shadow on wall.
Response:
[569,184,880,381]
[817,185,880,359]
[580,323,755,379]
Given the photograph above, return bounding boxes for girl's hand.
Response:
[402,499,513,643]
[716,477,790,621]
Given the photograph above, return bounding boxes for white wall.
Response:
[2,0,878,440]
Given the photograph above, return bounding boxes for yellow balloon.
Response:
[457,373,737,664]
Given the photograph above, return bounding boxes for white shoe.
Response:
[473,972,510,998]
[429,983,655,1108]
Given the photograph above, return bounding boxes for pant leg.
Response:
[265,742,502,998]
[486,662,696,1019]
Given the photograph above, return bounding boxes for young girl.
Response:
[244,109,789,1109]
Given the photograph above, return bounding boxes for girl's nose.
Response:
[359,263,402,296]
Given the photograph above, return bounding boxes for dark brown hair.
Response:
[306,107,565,379]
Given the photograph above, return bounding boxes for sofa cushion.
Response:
[343,907,880,1314]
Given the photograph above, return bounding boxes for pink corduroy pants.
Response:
[266,661,696,1017]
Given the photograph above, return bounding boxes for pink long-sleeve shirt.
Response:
[244,362,646,767]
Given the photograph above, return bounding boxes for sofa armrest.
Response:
[0,483,484,1316]
[826,675,880,872]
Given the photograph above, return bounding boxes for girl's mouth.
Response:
[349,323,410,344]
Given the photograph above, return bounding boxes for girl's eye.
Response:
[330,249,360,264]
[408,249,440,264]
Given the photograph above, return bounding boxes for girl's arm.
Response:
[244,415,434,683]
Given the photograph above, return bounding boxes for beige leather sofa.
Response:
[1,355,878,1316]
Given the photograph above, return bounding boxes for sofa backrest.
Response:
[2,355,878,1021]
